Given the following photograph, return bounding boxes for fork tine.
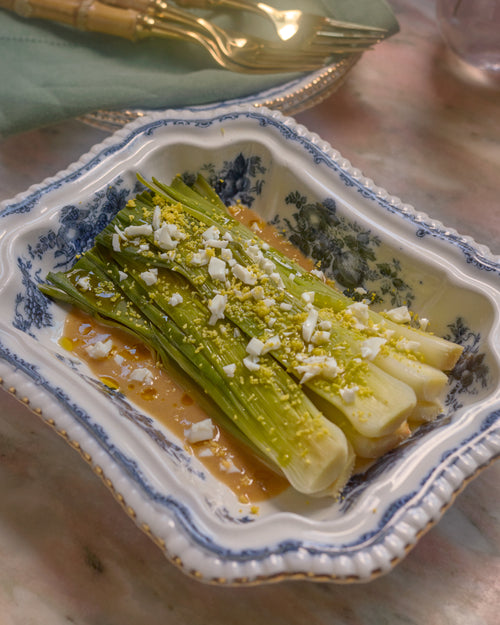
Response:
[313,30,386,42]
[321,17,387,34]
[227,50,331,71]
[305,36,381,51]
[311,32,385,46]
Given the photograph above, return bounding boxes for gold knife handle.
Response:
[0,0,144,40]
[101,0,167,12]
[173,0,261,12]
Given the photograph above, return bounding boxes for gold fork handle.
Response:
[0,0,144,39]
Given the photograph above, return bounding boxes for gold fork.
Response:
[101,0,384,55]
[0,0,368,73]
[104,0,387,51]
[172,0,388,45]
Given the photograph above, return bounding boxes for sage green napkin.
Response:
[0,0,398,137]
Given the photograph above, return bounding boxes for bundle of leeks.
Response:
[39,175,463,497]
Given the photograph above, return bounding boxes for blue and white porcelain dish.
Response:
[1,105,499,585]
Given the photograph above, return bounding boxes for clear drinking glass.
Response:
[436,0,500,74]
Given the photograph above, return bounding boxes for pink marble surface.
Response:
[0,1,499,623]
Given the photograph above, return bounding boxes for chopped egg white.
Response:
[185,418,215,444]
[114,225,126,240]
[340,385,359,404]
[419,317,430,331]
[246,337,265,357]
[220,248,234,264]
[204,239,228,249]
[77,276,91,291]
[152,205,162,230]
[190,250,209,266]
[385,305,412,324]
[245,244,263,263]
[360,337,387,360]
[198,447,214,458]
[140,268,158,286]
[302,308,319,343]
[243,356,260,371]
[154,224,179,250]
[129,367,154,385]
[222,363,236,377]
[250,286,265,300]
[269,272,284,288]
[295,354,341,384]
[208,257,227,281]
[208,293,227,325]
[219,458,240,474]
[346,302,370,329]
[159,250,176,261]
[232,263,256,285]
[124,224,152,237]
[396,338,421,353]
[168,292,183,307]
[112,232,121,252]
[202,226,220,241]
[301,291,315,305]
[262,335,281,353]
[310,269,326,281]
[311,330,331,345]
[85,339,113,360]
[259,258,276,274]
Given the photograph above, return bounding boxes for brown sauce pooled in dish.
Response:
[62,309,287,504]
[229,203,314,272]
[61,206,317,505]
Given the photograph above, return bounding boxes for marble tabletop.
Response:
[0,1,499,623]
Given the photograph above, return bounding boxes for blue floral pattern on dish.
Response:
[28,180,131,268]
[14,258,53,337]
[274,190,414,306]
[182,152,266,208]
[13,178,132,337]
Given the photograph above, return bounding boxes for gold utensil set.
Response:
[0,0,386,73]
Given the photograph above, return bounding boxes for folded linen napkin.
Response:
[0,0,398,137]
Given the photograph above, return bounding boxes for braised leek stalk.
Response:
[39,173,464,495]
[94,188,418,439]
[147,175,462,399]
[174,175,463,372]
[41,245,354,497]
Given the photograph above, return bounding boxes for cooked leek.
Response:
[41,246,354,497]
[39,173,464,497]
[148,175,462,403]
[176,174,463,371]
[94,188,420,439]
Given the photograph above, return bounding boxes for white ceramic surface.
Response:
[0,105,499,585]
